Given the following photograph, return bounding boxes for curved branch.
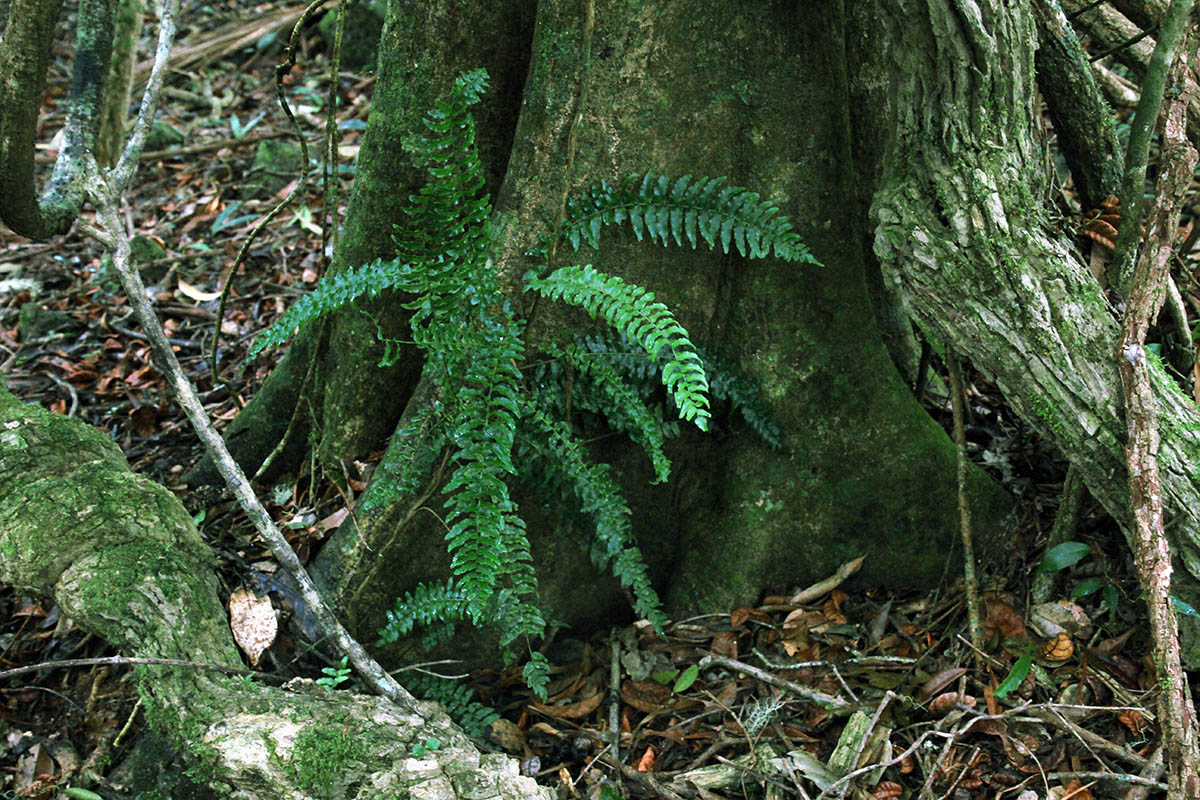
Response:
[0,0,111,240]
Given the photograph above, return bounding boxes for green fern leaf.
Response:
[526,265,710,430]
[377,579,472,649]
[523,407,667,629]
[404,673,500,738]
[523,651,551,701]
[556,172,819,264]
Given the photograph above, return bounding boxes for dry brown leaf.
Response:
[533,691,605,720]
[730,606,767,629]
[983,598,1027,642]
[710,630,738,659]
[780,607,810,657]
[821,589,848,624]
[316,507,349,533]
[1058,778,1093,800]
[928,691,975,717]
[712,680,739,707]
[621,680,672,714]
[871,780,903,799]
[176,279,221,303]
[635,746,656,772]
[1041,632,1074,662]
[487,718,526,753]
[1118,709,1148,734]
[918,667,967,701]
[228,586,276,667]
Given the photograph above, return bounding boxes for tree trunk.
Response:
[846,0,1200,660]
[310,0,1016,652]
[0,382,549,800]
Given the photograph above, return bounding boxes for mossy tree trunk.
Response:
[0,381,550,800]
[845,0,1200,659]
[308,0,1016,651]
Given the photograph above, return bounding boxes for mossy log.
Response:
[0,382,549,800]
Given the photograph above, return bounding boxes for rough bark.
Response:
[96,0,142,166]
[312,0,1017,652]
[848,0,1200,662]
[1031,0,1124,210]
[0,381,550,800]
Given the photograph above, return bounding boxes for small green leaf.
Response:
[1038,541,1091,572]
[1104,584,1119,619]
[673,664,699,693]
[62,790,104,800]
[1172,595,1200,618]
[1070,578,1104,600]
[651,668,678,685]
[994,647,1033,699]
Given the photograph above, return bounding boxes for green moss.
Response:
[1029,394,1066,437]
[290,724,367,800]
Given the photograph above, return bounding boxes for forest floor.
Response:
[0,4,1179,800]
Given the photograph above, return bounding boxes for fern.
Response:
[378,579,471,650]
[362,402,448,512]
[403,673,500,739]
[393,69,491,268]
[247,257,418,357]
[249,68,813,695]
[537,342,671,483]
[541,172,820,264]
[701,349,783,449]
[525,264,711,430]
[520,407,667,629]
[522,651,550,700]
[569,329,781,450]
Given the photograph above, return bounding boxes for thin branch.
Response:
[81,0,420,714]
[1110,0,1196,291]
[1113,2,1200,794]
[210,0,329,382]
[698,653,853,713]
[946,350,984,657]
[111,0,175,190]
[0,655,278,682]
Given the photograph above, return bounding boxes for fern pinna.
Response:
[249,68,816,696]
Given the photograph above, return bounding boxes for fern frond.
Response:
[522,407,667,630]
[361,402,448,512]
[702,350,783,450]
[522,651,551,702]
[556,172,820,264]
[247,256,420,357]
[403,673,500,738]
[572,329,781,449]
[394,68,491,268]
[538,342,671,483]
[249,70,495,360]
[377,579,472,650]
[526,265,710,431]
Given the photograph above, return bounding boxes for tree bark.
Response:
[312,0,1017,652]
[848,0,1200,661]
